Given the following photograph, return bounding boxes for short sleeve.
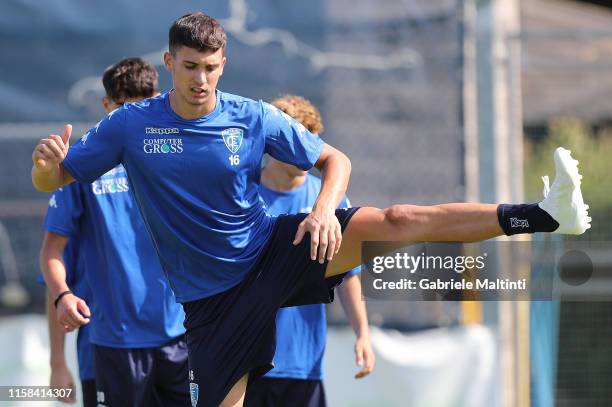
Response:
[262,102,324,170]
[63,107,125,183]
[43,183,83,238]
[345,268,360,277]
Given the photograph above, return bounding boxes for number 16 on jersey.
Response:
[229,155,240,166]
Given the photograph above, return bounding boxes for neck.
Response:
[169,90,216,120]
[261,161,307,192]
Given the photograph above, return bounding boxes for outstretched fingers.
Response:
[334,227,343,255]
[320,220,342,263]
[293,211,342,263]
[293,221,307,246]
[317,223,328,263]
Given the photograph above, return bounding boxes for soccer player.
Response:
[245,95,374,407]
[31,12,591,407]
[39,58,189,407]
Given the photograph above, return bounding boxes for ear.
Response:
[101,96,112,113]
[163,51,173,72]
[219,56,227,77]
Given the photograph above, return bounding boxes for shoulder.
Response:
[46,183,81,214]
[217,90,260,113]
[218,91,288,122]
[123,93,166,115]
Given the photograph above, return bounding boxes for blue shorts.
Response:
[183,208,359,407]
[92,335,189,407]
[244,377,326,407]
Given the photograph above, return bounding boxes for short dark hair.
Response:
[169,12,227,55]
[102,57,158,103]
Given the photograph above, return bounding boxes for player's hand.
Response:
[50,364,76,404]
[293,207,342,264]
[56,292,90,332]
[32,124,72,172]
[354,334,375,379]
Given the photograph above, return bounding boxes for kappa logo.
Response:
[221,128,243,154]
[146,127,179,135]
[48,194,57,208]
[510,217,529,228]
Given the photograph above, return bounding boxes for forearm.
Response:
[40,239,70,302]
[337,275,369,337]
[32,165,71,193]
[42,261,70,302]
[46,291,67,368]
[313,146,351,213]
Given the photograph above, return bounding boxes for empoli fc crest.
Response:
[221,128,243,154]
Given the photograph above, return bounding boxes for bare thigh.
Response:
[326,207,396,277]
[219,374,248,407]
[326,203,501,277]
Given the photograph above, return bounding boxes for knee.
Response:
[382,204,431,241]
[383,204,418,226]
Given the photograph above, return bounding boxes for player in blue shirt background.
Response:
[31,12,590,407]
[39,58,189,407]
[245,95,375,407]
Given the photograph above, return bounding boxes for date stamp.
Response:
[0,386,73,401]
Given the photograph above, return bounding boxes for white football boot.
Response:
[538,147,591,234]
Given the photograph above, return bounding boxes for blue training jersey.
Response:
[43,172,185,348]
[63,91,325,303]
[39,200,95,380]
[259,174,360,380]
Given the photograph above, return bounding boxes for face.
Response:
[164,46,226,112]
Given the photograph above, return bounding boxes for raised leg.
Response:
[326,203,502,277]
[326,147,593,277]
